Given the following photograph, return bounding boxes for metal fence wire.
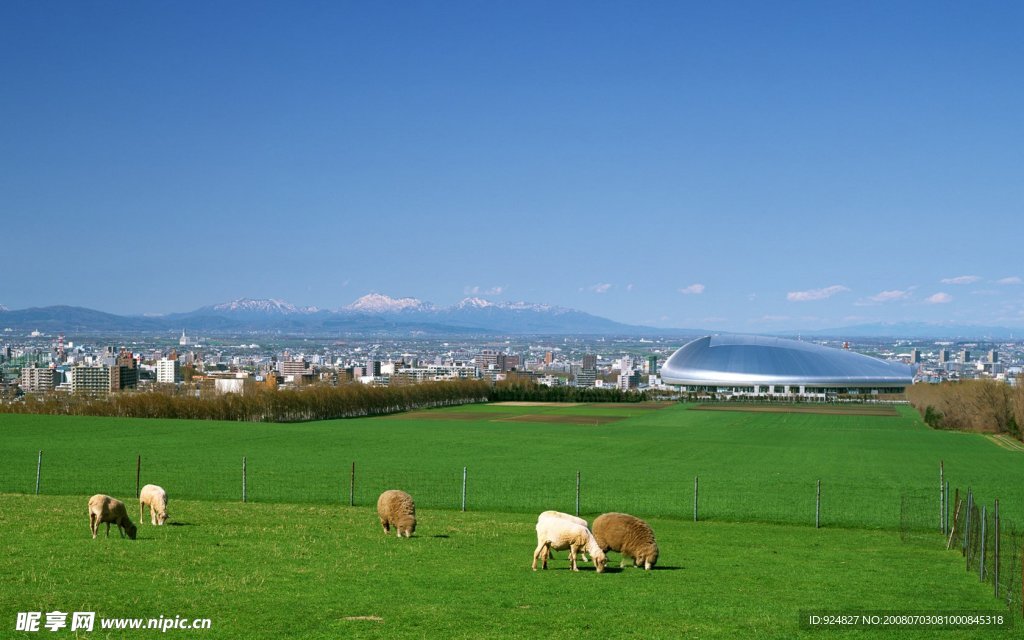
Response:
[945,489,1023,617]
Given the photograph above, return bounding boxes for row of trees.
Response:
[906,379,1024,440]
[2,378,653,422]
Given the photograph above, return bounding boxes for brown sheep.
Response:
[592,512,658,570]
[88,494,137,540]
[139,484,169,526]
[377,489,416,538]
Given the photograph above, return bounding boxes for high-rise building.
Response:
[910,349,921,364]
[582,354,597,370]
[646,355,658,374]
[959,349,971,364]
[989,349,999,364]
[156,357,182,384]
[544,351,553,365]
[938,349,951,364]
[20,365,58,393]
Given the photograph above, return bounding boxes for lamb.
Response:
[88,494,137,540]
[537,511,590,563]
[532,519,606,573]
[376,489,416,538]
[592,512,659,570]
[139,484,169,526]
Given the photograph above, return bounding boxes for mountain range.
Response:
[1,295,1022,339]
[0,295,694,336]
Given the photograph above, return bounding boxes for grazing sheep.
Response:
[532,519,606,573]
[377,489,416,538]
[592,512,659,570]
[537,511,590,563]
[88,494,137,540]
[139,484,169,526]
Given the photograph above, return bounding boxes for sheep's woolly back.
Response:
[377,489,416,537]
[538,510,588,528]
[592,512,659,569]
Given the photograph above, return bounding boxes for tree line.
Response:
[906,380,1024,441]
[2,378,650,422]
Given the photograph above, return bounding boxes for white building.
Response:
[156,357,181,384]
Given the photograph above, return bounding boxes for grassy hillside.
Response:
[0,495,1015,639]
[0,404,1019,531]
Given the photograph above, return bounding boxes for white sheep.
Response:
[592,512,659,570]
[537,511,590,563]
[532,519,606,572]
[139,484,169,526]
[88,494,137,540]
[377,489,416,537]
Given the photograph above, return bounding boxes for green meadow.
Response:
[1,403,1020,529]
[0,495,1016,639]
[1,403,1022,637]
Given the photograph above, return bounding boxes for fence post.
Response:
[35,450,42,495]
[964,490,973,568]
[136,455,141,499]
[816,479,821,529]
[939,460,944,533]
[694,476,699,522]
[944,481,950,535]
[242,456,247,503]
[349,462,355,507]
[994,499,1000,598]
[462,466,467,512]
[979,505,987,581]
[575,470,580,517]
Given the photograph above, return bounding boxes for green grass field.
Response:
[1,403,1022,637]
[1,403,1021,529]
[0,495,1016,639]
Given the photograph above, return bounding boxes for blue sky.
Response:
[2,1,1022,332]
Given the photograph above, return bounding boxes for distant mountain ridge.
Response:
[0,295,699,336]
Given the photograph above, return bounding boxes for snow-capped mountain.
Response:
[210,298,317,315]
[345,294,434,313]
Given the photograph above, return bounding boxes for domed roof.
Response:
[661,335,915,386]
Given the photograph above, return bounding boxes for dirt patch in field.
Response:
[495,414,626,425]
[690,404,899,417]
[344,616,383,623]
[491,401,586,407]
[584,402,675,410]
[391,411,492,421]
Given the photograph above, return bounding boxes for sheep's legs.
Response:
[532,542,550,571]
[379,519,390,535]
[569,544,579,571]
[89,514,98,539]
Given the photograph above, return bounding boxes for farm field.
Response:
[0,494,1016,639]
[1,403,1022,531]
[1,402,1022,636]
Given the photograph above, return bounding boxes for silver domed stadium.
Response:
[661,335,915,399]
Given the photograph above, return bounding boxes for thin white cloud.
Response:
[786,285,849,302]
[868,289,912,303]
[750,315,791,323]
[925,292,953,304]
[626,283,635,292]
[463,285,504,296]
[678,283,705,295]
[588,283,613,294]
[940,275,981,285]
[997,276,1022,285]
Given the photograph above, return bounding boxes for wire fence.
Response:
[8,450,1023,615]
[0,450,1000,532]
[945,488,1024,618]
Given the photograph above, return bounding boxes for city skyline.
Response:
[2,2,1022,333]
